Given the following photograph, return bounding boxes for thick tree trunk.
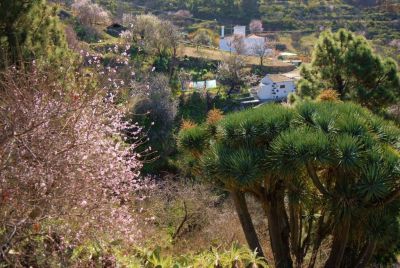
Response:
[308,237,322,268]
[324,217,351,268]
[263,191,293,268]
[354,240,377,268]
[231,190,265,258]
[289,202,303,268]
[308,211,328,268]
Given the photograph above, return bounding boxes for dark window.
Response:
[280,85,285,88]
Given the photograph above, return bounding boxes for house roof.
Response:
[268,74,294,83]
[247,34,264,39]
[282,69,301,80]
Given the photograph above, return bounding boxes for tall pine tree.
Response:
[0,0,69,68]
[297,29,400,111]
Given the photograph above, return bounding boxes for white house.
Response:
[256,73,297,101]
[219,25,272,56]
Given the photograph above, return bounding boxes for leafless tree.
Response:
[249,19,264,34]
[72,0,111,27]
[251,38,270,66]
[231,35,246,55]
[160,20,182,59]
[125,15,181,59]
[174,10,193,18]
[193,30,212,51]
[178,69,192,91]
[217,54,256,95]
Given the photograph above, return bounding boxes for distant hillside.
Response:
[343,0,399,7]
[117,0,399,40]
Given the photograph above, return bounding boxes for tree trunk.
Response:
[5,25,22,66]
[308,210,328,268]
[289,202,303,268]
[308,237,322,268]
[231,190,265,258]
[354,239,377,268]
[324,217,351,268]
[263,191,293,268]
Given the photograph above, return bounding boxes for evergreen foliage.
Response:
[297,29,400,110]
[178,101,400,267]
[0,0,69,68]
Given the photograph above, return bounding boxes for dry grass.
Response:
[317,89,341,102]
[206,108,224,125]
[136,180,273,260]
[180,119,197,130]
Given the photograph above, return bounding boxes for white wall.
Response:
[234,26,246,36]
[257,77,296,101]
[219,39,232,52]
[219,37,269,56]
[190,80,217,90]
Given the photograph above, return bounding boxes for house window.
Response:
[280,85,285,89]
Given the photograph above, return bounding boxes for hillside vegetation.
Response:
[1,0,399,267]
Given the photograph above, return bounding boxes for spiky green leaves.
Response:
[218,104,294,148]
[357,164,392,202]
[178,101,400,203]
[269,128,331,173]
[177,101,400,266]
[177,125,209,156]
[202,144,264,188]
[334,135,365,171]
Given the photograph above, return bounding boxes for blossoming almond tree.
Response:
[0,66,149,266]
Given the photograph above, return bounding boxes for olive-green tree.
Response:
[178,101,400,268]
[0,0,69,68]
[297,29,400,111]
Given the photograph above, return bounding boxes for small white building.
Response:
[278,52,302,67]
[219,25,272,56]
[256,74,297,101]
[189,80,217,90]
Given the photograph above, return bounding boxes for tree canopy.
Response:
[297,29,400,111]
[178,101,400,267]
[0,0,69,68]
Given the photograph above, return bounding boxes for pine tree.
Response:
[0,0,69,68]
[297,29,400,111]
